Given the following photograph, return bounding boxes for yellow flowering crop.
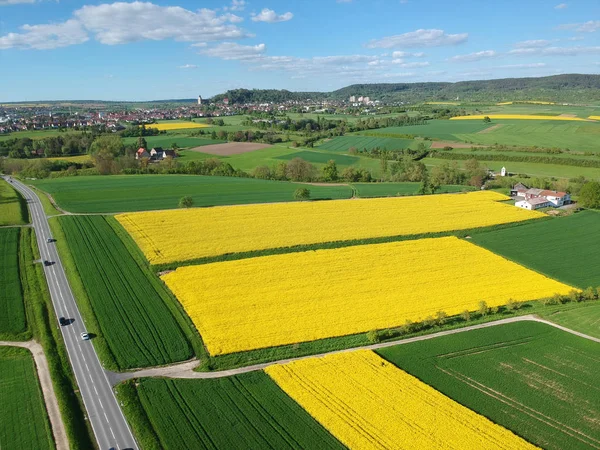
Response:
[589,116,600,121]
[162,237,572,355]
[117,191,544,265]
[146,122,209,131]
[451,114,590,121]
[266,350,537,450]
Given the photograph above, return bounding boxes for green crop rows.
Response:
[0,347,55,450]
[318,136,421,152]
[368,120,493,140]
[130,371,343,450]
[0,228,27,337]
[56,215,192,370]
[31,175,353,213]
[0,178,28,226]
[540,303,600,339]
[471,211,600,289]
[122,135,222,149]
[378,321,600,450]
[352,182,474,197]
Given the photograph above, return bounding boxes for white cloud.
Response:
[199,42,266,60]
[178,64,198,69]
[558,20,600,32]
[224,0,245,11]
[0,0,36,5]
[509,45,600,56]
[312,54,378,64]
[448,50,497,62]
[74,2,247,45]
[392,60,430,67]
[514,39,551,48]
[0,19,88,49]
[391,50,425,58]
[366,28,468,49]
[251,8,293,23]
[554,3,568,9]
[495,63,547,69]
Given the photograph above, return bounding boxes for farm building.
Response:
[135,147,178,161]
[513,184,571,210]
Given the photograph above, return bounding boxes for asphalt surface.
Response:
[6,176,138,450]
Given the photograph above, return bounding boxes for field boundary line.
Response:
[0,340,69,450]
[110,315,600,384]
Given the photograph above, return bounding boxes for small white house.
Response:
[500,167,507,177]
[515,197,551,210]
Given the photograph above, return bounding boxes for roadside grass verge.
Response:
[20,227,95,449]
[28,184,63,216]
[0,178,29,225]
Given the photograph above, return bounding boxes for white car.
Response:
[80,332,90,341]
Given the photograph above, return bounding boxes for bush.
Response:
[178,196,194,208]
[293,188,311,201]
[366,330,380,344]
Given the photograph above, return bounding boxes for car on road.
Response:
[43,260,53,266]
[47,237,54,243]
[59,317,68,326]
[80,332,90,341]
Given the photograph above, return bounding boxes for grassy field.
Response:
[0,228,27,338]
[122,135,222,149]
[0,178,28,225]
[30,175,353,213]
[351,182,474,197]
[424,156,600,179]
[54,215,193,370]
[471,211,600,288]
[378,321,600,450]
[0,347,55,450]
[540,303,600,339]
[275,150,359,165]
[371,119,600,152]
[0,129,83,142]
[118,372,343,450]
[318,136,425,152]
[46,155,92,164]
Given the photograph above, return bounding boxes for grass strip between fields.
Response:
[19,227,95,449]
[0,178,29,225]
[0,227,28,339]
[151,217,549,272]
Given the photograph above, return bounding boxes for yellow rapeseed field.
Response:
[161,237,572,355]
[146,122,209,131]
[588,116,600,121]
[117,191,544,265]
[266,350,538,450]
[451,114,589,121]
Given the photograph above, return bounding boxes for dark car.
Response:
[43,260,52,266]
[59,317,68,326]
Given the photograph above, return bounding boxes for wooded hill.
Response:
[210,74,600,104]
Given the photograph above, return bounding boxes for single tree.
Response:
[478,300,490,316]
[179,196,194,208]
[322,159,338,182]
[579,181,600,209]
[483,116,492,123]
[293,188,311,200]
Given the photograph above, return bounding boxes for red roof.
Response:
[540,190,567,197]
[137,148,146,154]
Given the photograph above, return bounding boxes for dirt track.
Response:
[477,124,504,134]
[109,315,600,384]
[0,340,68,450]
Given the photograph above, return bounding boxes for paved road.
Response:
[112,314,600,384]
[6,176,138,450]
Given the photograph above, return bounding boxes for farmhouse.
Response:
[135,148,149,160]
[512,184,571,210]
[135,147,177,161]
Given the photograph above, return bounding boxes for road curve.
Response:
[6,176,138,450]
[112,314,600,383]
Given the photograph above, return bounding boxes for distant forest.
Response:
[209,74,600,104]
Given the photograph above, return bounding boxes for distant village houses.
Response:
[135,147,177,161]
[511,183,571,210]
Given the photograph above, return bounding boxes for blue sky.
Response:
[0,0,599,101]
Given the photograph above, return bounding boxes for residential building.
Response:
[513,184,571,210]
[135,148,150,160]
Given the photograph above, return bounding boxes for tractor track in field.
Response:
[107,314,600,385]
[0,340,68,450]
